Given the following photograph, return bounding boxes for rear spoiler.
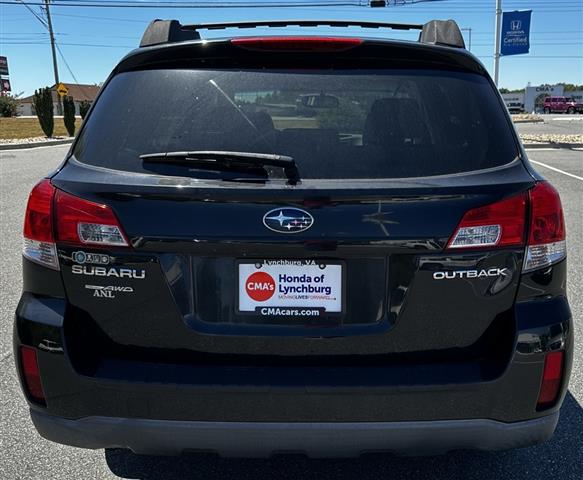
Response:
[139,19,466,50]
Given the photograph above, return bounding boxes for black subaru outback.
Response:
[15,18,572,457]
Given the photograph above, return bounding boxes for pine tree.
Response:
[63,96,76,137]
[79,100,92,120]
[33,87,54,138]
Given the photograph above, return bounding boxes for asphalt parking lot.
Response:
[515,114,583,138]
[0,145,582,479]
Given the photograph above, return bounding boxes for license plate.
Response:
[238,260,342,314]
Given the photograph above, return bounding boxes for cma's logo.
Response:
[510,20,522,31]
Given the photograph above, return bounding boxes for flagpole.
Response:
[494,0,502,86]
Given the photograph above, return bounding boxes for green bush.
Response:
[63,96,76,137]
[33,87,54,138]
[79,100,92,120]
[0,95,18,117]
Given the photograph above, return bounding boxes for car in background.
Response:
[506,101,524,114]
[543,96,583,114]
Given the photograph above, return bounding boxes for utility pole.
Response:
[44,0,62,114]
[462,27,473,51]
[493,0,502,86]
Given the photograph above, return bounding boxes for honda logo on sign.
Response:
[501,10,532,56]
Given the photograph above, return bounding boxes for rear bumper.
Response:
[31,409,559,457]
[15,260,573,455]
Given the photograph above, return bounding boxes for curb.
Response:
[0,139,73,151]
[513,119,545,124]
[523,142,583,149]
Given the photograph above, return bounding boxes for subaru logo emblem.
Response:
[263,208,314,234]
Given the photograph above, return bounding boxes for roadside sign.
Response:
[1,78,11,92]
[0,56,8,75]
[56,83,69,97]
[501,10,532,56]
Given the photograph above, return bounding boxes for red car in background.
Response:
[543,96,583,114]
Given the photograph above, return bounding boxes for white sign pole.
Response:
[494,0,502,86]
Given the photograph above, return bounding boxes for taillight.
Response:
[54,189,129,247]
[523,182,566,272]
[23,180,129,269]
[447,192,527,249]
[537,350,564,410]
[231,36,363,52]
[19,346,46,404]
[23,179,59,269]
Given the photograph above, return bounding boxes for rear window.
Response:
[74,68,518,180]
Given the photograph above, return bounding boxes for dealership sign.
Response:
[238,261,342,314]
[501,10,532,56]
[0,56,8,76]
[1,78,11,92]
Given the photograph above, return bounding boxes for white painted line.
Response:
[551,117,583,121]
[530,160,583,182]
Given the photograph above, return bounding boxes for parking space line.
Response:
[530,160,583,182]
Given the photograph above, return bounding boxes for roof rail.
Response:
[419,20,465,49]
[139,19,465,49]
[139,19,200,48]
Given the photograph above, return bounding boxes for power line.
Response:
[2,0,367,6]
[13,0,47,27]
[1,40,134,47]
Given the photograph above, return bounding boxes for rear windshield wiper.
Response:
[140,150,300,185]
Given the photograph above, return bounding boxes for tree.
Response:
[0,94,18,117]
[33,87,54,138]
[79,100,92,120]
[63,96,76,136]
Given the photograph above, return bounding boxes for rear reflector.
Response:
[537,350,564,409]
[231,36,363,52]
[22,179,59,270]
[20,346,46,404]
[523,182,566,272]
[447,192,527,249]
[55,190,129,247]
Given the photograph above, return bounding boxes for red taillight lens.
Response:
[54,190,129,247]
[20,346,46,404]
[528,182,565,245]
[537,350,564,409]
[524,182,567,272]
[231,36,363,52]
[23,179,55,243]
[22,179,59,269]
[447,192,527,249]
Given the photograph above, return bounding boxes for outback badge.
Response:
[263,208,314,234]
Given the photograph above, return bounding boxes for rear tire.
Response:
[544,107,550,114]
[567,107,575,114]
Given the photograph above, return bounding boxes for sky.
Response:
[1,0,582,97]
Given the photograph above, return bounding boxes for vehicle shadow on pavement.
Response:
[105,391,583,480]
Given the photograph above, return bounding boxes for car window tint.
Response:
[74,69,518,180]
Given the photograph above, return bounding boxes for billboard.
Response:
[0,56,8,76]
[501,10,532,56]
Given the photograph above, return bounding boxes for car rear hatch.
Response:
[51,38,533,378]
